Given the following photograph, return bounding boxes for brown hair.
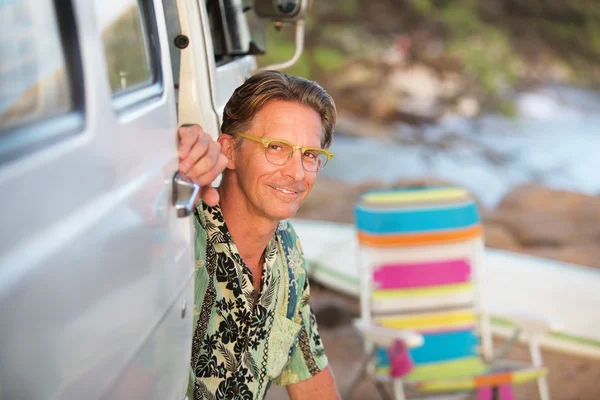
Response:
[221,70,336,149]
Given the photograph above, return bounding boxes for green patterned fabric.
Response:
[188,203,328,400]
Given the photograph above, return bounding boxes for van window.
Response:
[98,0,155,95]
[206,0,260,65]
[206,0,227,63]
[0,0,73,130]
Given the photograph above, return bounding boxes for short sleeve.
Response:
[273,274,329,386]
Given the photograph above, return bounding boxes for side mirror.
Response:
[253,0,308,22]
[253,0,308,71]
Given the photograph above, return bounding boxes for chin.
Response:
[264,204,299,222]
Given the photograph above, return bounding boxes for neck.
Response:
[217,178,277,269]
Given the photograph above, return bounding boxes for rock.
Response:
[494,185,600,248]
[497,184,597,214]
[330,61,447,125]
[389,65,441,105]
[555,243,600,269]
[388,65,445,123]
[502,211,589,246]
[298,177,362,223]
[484,223,521,252]
[524,243,600,269]
[335,113,393,139]
[390,177,457,189]
[332,62,381,91]
[370,85,404,121]
[456,97,481,117]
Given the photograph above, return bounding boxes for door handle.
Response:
[172,171,200,218]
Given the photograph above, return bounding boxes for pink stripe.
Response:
[477,387,492,400]
[499,384,515,400]
[373,259,471,289]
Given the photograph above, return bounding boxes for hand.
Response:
[177,124,228,206]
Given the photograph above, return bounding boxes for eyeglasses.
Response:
[234,132,334,172]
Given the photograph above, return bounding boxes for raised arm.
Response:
[177,124,228,206]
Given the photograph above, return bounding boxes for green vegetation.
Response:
[257,0,600,117]
[258,21,350,78]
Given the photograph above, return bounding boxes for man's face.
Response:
[231,100,323,222]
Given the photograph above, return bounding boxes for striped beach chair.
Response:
[346,186,551,400]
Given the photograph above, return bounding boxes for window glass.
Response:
[206,0,227,62]
[0,0,73,130]
[97,0,154,95]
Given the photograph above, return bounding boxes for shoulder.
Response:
[277,221,309,320]
[277,220,308,283]
[277,220,304,256]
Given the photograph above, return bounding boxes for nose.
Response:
[281,148,305,181]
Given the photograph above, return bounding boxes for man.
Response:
[178,70,341,400]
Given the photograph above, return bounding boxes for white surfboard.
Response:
[291,219,600,359]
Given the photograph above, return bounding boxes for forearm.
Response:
[286,366,341,400]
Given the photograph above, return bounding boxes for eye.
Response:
[303,150,319,160]
[268,143,283,151]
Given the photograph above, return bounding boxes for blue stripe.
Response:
[355,202,480,234]
[361,186,453,196]
[376,330,479,366]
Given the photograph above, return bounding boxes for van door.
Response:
[173,0,256,135]
[0,1,194,399]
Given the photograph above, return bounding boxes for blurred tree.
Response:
[257,0,600,118]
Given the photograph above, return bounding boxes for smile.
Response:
[270,185,299,196]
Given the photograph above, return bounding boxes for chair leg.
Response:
[536,375,551,400]
[374,381,394,400]
[344,348,378,400]
[491,328,522,363]
[391,379,406,400]
[529,335,551,400]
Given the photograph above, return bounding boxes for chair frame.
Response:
[348,235,552,400]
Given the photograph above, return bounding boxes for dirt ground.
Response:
[266,284,600,400]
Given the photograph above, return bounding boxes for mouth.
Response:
[270,185,299,195]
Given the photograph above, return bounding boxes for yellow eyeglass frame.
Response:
[234,132,334,170]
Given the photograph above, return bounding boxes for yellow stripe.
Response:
[372,282,473,299]
[362,188,470,204]
[416,367,548,392]
[408,357,487,381]
[375,309,476,330]
[512,368,548,384]
[378,318,475,331]
[417,378,474,391]
[376,356,487,382]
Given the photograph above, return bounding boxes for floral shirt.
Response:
[188,203,328,400]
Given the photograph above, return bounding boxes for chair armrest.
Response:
[353,319,424,348]
[492,310,559,335]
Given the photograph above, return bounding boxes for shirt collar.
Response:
[200,202,232,244]
[201,202,284,256]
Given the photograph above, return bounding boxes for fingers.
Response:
[194,153,228,187]
[185,141,223,179]
[177,124,228,197]
[200,186,220,207]
[178,124,205,161]
[180,133,210,173]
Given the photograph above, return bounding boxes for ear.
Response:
[218,134,237,170]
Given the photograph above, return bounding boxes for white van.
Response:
[0,1,307,398]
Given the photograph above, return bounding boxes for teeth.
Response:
[276,187,294,194]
